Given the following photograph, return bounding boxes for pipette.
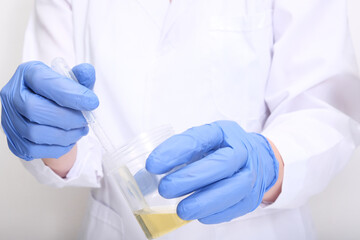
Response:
[52,58,177,238]
[51,57,115,153]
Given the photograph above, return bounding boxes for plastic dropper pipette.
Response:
[51,58,149,211]
[51,57,115,154]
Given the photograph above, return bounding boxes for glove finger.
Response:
[72,63,96,89]
[11,111,88,146]
[29,142,75,160]
[22,61,99,111]
[198,192,259,224]
[22,121,88,146]
[1,108,75,160]
[158,147,247,198]
[9,138,75,161]
[176,169,254,221]
[146,123,224,174]
[14,87,87,130]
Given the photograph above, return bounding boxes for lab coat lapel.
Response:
[134,0,170,29]
[160,0,196,42]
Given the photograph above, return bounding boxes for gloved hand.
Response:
[0,61,99,161]
[146,120,279,224]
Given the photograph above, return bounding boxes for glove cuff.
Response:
[253,133,279,192]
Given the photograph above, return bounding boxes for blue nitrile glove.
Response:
[0,61,99,161]
[146,120,279,224]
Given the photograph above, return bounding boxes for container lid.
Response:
[103,125,174,173]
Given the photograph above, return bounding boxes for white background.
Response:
[0,1,359,239]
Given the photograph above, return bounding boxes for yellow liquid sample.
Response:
[135,209,190,239]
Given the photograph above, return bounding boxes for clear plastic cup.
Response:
[51,58,189,238]
[104,126,190,239]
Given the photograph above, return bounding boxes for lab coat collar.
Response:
[161,0,196,40]
[135,0,196,41]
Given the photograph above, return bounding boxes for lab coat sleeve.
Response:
[20,0,103,188]
[262,0,360,209]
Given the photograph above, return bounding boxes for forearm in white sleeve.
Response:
[22,130,103,188]
[262,0,360,208]
[21,0,103,188]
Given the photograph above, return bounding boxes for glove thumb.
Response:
[72,63,96,90]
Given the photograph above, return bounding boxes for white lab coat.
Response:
[21,0,360,239]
